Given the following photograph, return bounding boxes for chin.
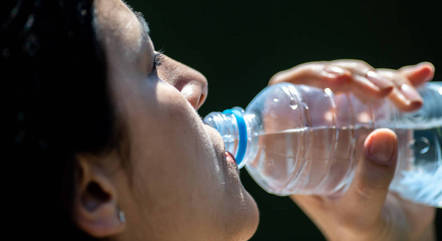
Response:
[241,190,260,240]
[223,189,260,241]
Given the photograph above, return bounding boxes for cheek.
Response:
[124,88,211,230]
[121,82,259,240]
[127,82,221,200]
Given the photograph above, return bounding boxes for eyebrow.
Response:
[134,11,150,44]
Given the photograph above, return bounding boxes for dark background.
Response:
[127,0,441,240]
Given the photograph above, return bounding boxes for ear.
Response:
[73,155,125,238]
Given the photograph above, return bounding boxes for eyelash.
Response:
[152,52,163,71]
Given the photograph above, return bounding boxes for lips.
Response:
[204,124,240,172]
[224,151,238,169]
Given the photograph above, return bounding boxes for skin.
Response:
[71,0,436,240]
[270,61,436,241]
[73,0,258,240]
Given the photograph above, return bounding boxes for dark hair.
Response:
[2,1,122,240]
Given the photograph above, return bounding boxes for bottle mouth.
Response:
[204,108,249,167]
[222,108,248,167]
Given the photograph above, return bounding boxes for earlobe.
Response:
[73,156,126,238]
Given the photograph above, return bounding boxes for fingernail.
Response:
[322,66,351,84]
[400,83,423,107]
[353,74,379,91]
[367,132,395,166]
[366,70,394,91]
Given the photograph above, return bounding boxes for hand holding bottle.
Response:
[269,60,436,241]
[270,60,434,111]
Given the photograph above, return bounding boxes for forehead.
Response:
[93,0,147,57]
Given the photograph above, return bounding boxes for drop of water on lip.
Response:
[273,98,279,103]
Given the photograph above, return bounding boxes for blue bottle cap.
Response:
[222,108,247,166]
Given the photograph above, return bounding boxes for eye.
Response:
[152,52,163,72]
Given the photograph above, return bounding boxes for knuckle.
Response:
[332,59,374,72]
[377,70,397,82]
[355,60,374,71]
[352,59,369,66]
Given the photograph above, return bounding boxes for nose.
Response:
[156,54,208,110]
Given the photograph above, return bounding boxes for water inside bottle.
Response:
[247,126,372,195]
[246,125,441,207]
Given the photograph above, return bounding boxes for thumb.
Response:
[343,128,398,223]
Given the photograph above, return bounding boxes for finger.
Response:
[351,73,392,99]
[269,63,389,100]
[341,129,397,226]
[377,69,423,112]
[331,60,394,94]
[399,62,435,87]
[269,63,353,90]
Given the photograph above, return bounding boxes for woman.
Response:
[4,0,436,240]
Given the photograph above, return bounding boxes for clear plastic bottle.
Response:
[203,82,442,207]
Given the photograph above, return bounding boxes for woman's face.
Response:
[74,0,259,240]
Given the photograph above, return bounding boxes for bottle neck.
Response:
[203,107,253,168]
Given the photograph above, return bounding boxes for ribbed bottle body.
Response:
[204,82,442,207]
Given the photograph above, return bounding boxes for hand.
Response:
[270,60,434,111]
[269,60,436,241]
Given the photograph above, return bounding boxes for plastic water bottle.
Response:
[203,82,442,207]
